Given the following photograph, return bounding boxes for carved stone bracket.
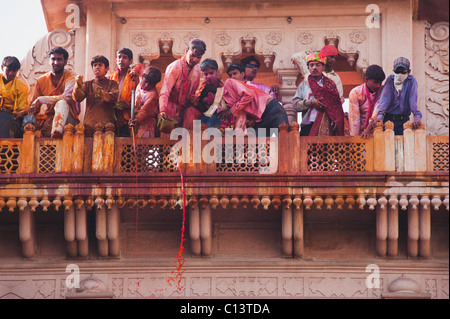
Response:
[294,28,370,74]
[18,29,76,90]
[129,30,203,67]
[212,30,284,72]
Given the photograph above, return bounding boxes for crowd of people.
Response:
[0,38,422,139]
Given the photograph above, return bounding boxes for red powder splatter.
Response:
[167,160,187,292]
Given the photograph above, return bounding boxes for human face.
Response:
[244,62,258,81]
[366,79,382,93]
[92,62,108,78]
[117,52,132,71]
[50,53,67,74]
[228,69,245,81]
[203,68,220,86]
[394,67,409,75]
[140,77,153,91]
[308,61,324,79]
[1,65,18,83]
[325,55,336,68]
[185,49,203,68]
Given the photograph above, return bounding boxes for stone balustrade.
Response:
[0,121,448,260]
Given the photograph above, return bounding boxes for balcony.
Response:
[0,121,448,262]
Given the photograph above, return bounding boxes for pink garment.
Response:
[159,55,202,126]
[134,83,159,138]
[348,83,380,136]
[223,78,272,131]
[246,81,277,99]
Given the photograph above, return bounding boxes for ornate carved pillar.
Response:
[19,204,35,258]
[292,196,304,258]
[407,195,420,257]
[107,203,121,257]
[75,202,89,258]
[387,195,399,256]
[376,196,388,256]
[281,199,293,257]
[20,124,36,174]
[189,202,201,257]
[419,196,431,258]
[200,202,212,257]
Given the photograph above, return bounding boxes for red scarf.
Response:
[308,75,345,136]
[363,83,382,129]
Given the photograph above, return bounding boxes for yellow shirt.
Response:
[0,74,29,113]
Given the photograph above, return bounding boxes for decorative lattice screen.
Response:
[216,142,271,173]
[432,142,449,172]
[119,144,179,173]
[0,143,20,174]
[38,144,57,173]
[306,142,367,172]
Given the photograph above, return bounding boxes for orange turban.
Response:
[320,45,338,56]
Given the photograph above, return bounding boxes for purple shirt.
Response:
[377,74,422,121]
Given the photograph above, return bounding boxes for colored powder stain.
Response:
[167,160,187,292]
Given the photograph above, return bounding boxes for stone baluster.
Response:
[384,121,396,171]
[281,197,293,257]
[387,195,399,256]
[403,122,415,171]
[75,200,89,258]
[107,203,120,257]
[288,122,301,173]
[419,196,431,258]
[72,123,85,173]
[189,201,201,257]
[293,196,304,258]
[64,198,77,258]
[278,123,289,173]
[200,202,212,257]
[96,200,108,257]
[373,122,385,171]
[61,124,75,173]
[414,123,427,172]
[92,123,105,173]
[407,195,420,257]
[19,202,35,258]
[103,123,115,174]
[376,196,388,256]
[20,124,36,174]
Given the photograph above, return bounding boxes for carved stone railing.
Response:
[0,121,448,259]
[0,122,448,176]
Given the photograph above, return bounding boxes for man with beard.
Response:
[27,46,78,138]
[158,38,206,131]
[291,52,344,136]
[375,57,421,135]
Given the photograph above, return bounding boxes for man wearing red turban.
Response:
[320,45,344,104]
